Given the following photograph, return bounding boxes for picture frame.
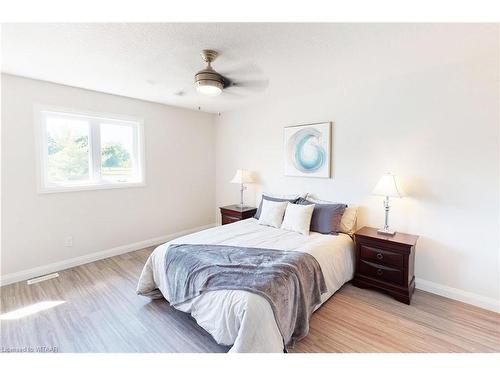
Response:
[284,122,331,178]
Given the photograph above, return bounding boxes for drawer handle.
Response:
[376,253,383,260]
[377,269,383,276]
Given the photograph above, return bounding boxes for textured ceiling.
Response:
[1,23,494,113]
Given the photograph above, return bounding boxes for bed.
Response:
[136,218,355,353]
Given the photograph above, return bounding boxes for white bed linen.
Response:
[137,218,355,353]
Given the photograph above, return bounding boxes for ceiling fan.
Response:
[193,49,268,97]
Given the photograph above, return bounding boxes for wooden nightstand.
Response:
[353,227,418,304]
[220,205,257,225]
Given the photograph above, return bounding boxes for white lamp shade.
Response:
[372,173,404,198]
[230,169,254,184]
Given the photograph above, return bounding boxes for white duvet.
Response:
[136,218,355,353]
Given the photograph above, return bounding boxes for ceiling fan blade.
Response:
[226,79,269,92]
[172,86,195,97]
[221,90,245,98]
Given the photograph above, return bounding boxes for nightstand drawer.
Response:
[222,215,240,225]
[360,244,403,268]
[220,205,257,226]
[358,260,403,285]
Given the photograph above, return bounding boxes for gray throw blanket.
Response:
[165,244,327,348]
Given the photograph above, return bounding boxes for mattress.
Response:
[137,218,355,352]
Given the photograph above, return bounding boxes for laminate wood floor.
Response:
[1,247,499,353]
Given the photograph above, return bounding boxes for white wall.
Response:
[1,74,216,281]
[215,25,499,311]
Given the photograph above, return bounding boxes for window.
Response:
[36,106,145,193]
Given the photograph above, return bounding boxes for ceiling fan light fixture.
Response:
[194,49,225,97]
[196,79,223,96]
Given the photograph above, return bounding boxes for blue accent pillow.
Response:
[254,195,300,219]
[296,197,347,235]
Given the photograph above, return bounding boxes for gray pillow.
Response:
[254,195,300,219]
[296,197,347,235]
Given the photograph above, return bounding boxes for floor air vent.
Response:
[27,273,59,285]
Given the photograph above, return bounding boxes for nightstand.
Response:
[220,205,257,225]
[353,227,418,304]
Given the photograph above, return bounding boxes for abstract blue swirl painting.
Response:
[284,122,331,178]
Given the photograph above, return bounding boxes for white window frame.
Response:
[34,104,146,194]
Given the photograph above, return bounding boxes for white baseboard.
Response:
[0,223,216,287]
[416,278,500,313]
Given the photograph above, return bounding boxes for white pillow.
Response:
[258,199,288,228]
[281,202,315,236]
[306,194,358,235]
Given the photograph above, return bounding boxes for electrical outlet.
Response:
[64,236,73,247]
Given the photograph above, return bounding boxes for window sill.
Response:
[37,182,146,194]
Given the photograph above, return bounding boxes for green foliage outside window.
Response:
[101,143,131,168]
[47,131,89,182]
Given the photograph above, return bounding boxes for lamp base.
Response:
[377,228,396,236]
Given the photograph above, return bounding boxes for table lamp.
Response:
[230,169,254,209]
[372,173,404,235]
